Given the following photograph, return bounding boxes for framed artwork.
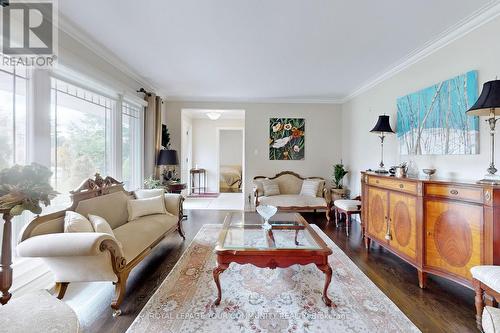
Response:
[269,118,305,160]
[396,70,479,155]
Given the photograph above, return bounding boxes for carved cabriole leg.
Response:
[346,213,351,237]
[178,198,186,239]
[54,282,69,299]
[364,236,371,250]
[473,279,484,331]
[325,206,330,223]
[316,264,335,307]
[213,263,228,306]
[111,270,130,317]
[417,270,427,289]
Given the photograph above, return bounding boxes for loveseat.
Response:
[16,174,184,317]
[253,171,330,221]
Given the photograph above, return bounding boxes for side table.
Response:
[190,168,207,194]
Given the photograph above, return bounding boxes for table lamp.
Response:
[370,115,394,174]
[157,149,179,182]
[467,80,500,184]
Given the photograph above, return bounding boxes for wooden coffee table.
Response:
[213,212,334,307]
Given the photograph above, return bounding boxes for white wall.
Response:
[220,130,243,166]
[342,16,500,196]
[191,118,244,192]
[164,102,343,209]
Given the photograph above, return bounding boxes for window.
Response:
[50,78,115,196]
[0,65,27,170]
[122,102,143,190]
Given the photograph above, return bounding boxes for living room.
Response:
[1,1,500,332]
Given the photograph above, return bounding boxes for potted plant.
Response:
[331,163,349,201]
[0,163,58,216]
[0,163,57,304]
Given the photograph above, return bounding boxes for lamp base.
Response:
[477,173,500,185]
[374,168,389,174]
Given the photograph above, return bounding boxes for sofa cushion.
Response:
[262,179,280,196]
[258,194,327,208]
[113,214,177,262]
[334,199,361,212]
[64,211,94,233]
[127,195,169,221]
[75,191,130,229]
[134,189,164,199]
[483,306,500,333]
[300,179,321,197]
[88,214,122,248]
[471,266,500,292]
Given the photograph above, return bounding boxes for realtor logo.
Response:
[1,0,57,67]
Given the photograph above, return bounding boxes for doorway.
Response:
[217,128,244,193]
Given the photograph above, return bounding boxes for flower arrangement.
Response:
[144,176,163,189]
[269,118,305,160]
[332,163,348,189]
[0,163,58,216]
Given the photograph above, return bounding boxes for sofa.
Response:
[253,171,330,221]
[16,174,184,317]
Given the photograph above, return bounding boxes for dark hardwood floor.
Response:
[85,210,476,333]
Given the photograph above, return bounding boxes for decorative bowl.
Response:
[256,205,277,230]
[422,169,436,178]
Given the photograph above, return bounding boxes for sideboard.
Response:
[361,171,500,289]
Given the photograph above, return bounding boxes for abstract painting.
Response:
[269,118,305,160]
[396,70,479,155]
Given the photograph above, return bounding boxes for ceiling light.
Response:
[206,112,222,120]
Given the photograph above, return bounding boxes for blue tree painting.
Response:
[396,71,479,155]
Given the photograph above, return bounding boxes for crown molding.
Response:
[342,0,500,103]
[56,14,157,92]
[165,95,343,104]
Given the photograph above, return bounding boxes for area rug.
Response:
[127,224,420,333]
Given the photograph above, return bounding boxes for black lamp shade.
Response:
[370,115,394,133]
[157,149,179,166]
[467,80,500,116]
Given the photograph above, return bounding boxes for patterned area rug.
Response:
[127,224,420,333]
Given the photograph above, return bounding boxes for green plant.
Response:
[332,163,348,189]
[162,126,171,149]
[144,176,162,189]
[0,163,58,216]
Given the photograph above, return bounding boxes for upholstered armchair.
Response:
[472,265,500,332]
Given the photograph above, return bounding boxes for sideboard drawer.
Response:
[367,176,417,195]
[425,184,483,203]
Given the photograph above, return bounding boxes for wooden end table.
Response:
[213,212,334,307]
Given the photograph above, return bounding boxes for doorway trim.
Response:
[216,127,245,194]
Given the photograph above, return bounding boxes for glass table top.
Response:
[216,212,324,251]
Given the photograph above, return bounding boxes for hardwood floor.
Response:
[85,210,476,333]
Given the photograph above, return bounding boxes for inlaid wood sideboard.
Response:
[361,172,500,289]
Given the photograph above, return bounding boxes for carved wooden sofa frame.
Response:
[18,174,185,317]
[253,171,331,221]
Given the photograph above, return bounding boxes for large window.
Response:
[0,65,27,170]
[50,78,114,194]
[122,102,143,190]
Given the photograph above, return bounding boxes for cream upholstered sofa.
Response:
[16,174,184,317]
[253,171,330,221]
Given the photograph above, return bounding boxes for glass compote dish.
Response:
[256,205,278,230]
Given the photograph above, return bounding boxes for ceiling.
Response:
[183,109,245,120]
[59,0,497,102]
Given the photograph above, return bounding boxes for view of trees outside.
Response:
[122,102,141,190]
[51,80,112,196]
[0,69,27,170]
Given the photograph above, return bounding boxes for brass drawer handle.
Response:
[399,184,404,189]
[376,180,380,184]
[450,189,459,195]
